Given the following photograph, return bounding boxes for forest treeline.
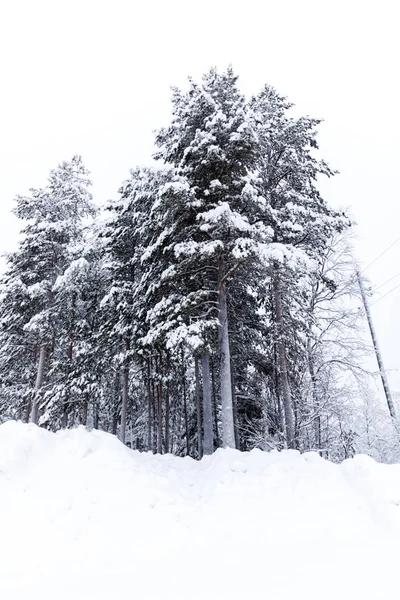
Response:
[0,68,396,461]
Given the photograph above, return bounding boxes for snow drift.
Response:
[1,421,400,600]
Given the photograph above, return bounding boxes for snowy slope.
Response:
[1,421,400,600]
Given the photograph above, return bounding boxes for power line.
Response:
[360,233,400,274]
[311,238,400,329]
[321,233,400,298]
[372,270,400,292]
[371,282,400,307]
[343,269,399,329]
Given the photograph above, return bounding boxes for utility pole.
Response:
[356,268,396,419]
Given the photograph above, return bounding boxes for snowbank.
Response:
[1,420,400,599]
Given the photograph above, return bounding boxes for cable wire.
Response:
[370,282,400,307]
[360,233,400,274]
[372,270,400,293]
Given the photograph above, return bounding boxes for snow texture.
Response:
[1,421,400,599]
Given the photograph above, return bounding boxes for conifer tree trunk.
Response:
[61,341,73,428]
[121,366,129,443]
[152,378,157,453]
[182,364,190,456]
[211,357,220,447]
[147,358,152,451]
[218,255,236,448]
[82,391,89,426]
[157,354,163,454]
[112,369,120,434]
[111,412,118,435]
[63,292,76,428]
[120,338,130,444]
[273,274,295,449]
[201,351,214,455]
[25,398,32,424]
[31,343,46,425]
[26,348,38,422]
[231,367,240,450]
[272,345,284,445]
[171,393,178,454]
[195,356,203,458]
[293,395,300,446]
[165,375,170,454]
[93,400,99,429]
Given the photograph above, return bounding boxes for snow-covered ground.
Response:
[1,421,400,599]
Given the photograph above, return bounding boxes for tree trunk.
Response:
[26,347,38,422]
[31,343,46,425]
[25,397,32,424]
[201,351,214,455]
[147,358,152,452]
[273,274,295,449]
[82,391,89,426]
[218,256,236,448]
[152,378,157,453]
[62,292,76,429]
[61,341,73,429]
[93,400,99,429]
[307,339,321,451]
[120,338,130,444]
[61,407,68,429]
[171,392,177,454]
[195,356,203,458]
[273,344,284,445]
[157,354,163,455]
[112,370,120,435]
[165,374,170,454]
[231,366,240,450]
[182,364,190,456]
[293,394,300,448]
[211,357,220,447]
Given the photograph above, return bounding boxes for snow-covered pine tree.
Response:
[250,85,350,448]
[154,67,271,449]
[44,231,107,428]
[107,165,217,454]
[100,167,154,444]
[0,271,38,421]
[0,156,97,425]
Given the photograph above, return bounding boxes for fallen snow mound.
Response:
[1,420,400,600]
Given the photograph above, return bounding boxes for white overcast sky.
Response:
[1,0,399,397]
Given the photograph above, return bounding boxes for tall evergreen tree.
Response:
[154,67,270,448]
[0,156,97,424]
[249,85,349,447]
